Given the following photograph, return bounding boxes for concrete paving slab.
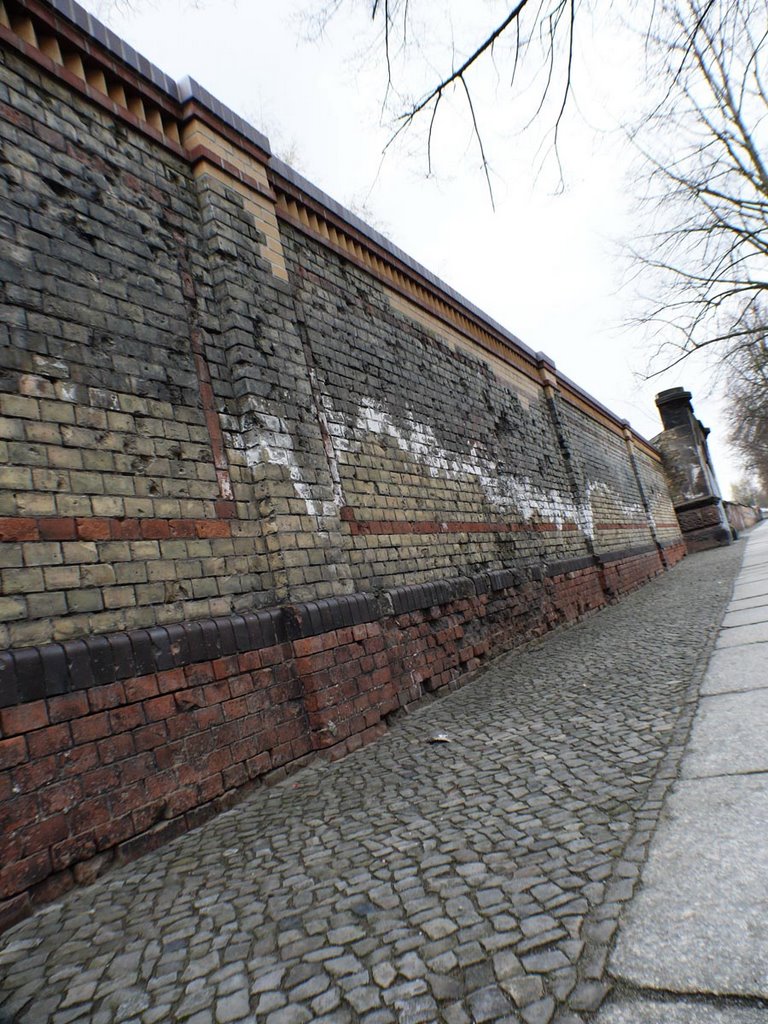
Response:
[723,606,768,628]
[596,998,768,1023]
[735,568,768,583]
[728,594,768,614]
[731,580,768,602]
[682,690,768,778]
[609,774,768,997]
[701,645,768,695]
[716,621,768,649]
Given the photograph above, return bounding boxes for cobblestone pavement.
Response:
[0,544,742,1024]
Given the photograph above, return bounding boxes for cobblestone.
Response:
[0,545,740,1021]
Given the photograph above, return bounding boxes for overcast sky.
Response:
[79,0,742,496]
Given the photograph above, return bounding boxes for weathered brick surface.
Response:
[0,24,681,648]
[0,3,688,910]
[0,44,271,649]
[0,540,685,908]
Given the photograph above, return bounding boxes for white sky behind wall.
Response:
[77,0,742,497]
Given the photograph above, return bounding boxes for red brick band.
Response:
[0,517,234,543]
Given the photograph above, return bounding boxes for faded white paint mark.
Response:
[352,397,645,539]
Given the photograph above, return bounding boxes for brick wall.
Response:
[0,0,686,924]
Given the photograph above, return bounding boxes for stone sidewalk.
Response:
[597,521,768,1023]
[0,541,744,1024]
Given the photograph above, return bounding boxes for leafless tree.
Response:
[726,338,768,492]
[628,0,768,376]
[310,0,590,202]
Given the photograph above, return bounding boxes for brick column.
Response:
[179,85,352,601]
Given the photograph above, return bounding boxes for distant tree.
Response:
[730,473,767,507]
[726,339,768,496]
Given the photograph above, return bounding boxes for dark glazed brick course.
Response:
[0,542,679,708]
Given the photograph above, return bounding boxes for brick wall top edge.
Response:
[269,157,535,356]
[42,0,179,98]
[178,76,271,155]
[15,0,657,454]
[557,369,658,453]
[32,0,272,155]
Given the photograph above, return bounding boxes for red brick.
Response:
[153,741,185,770]
[205,745,233,773]
[0,793,38,839]
[246,752,271,778]
[238,713,265,738]
[21,814,69,856]
[124,674,159,703]
[237,651,261,672]
[199,773,225,801]
[221,696,248,721]
[134,722,168,751]
[222,763,247,789]
[1,701,49,736]
[259,642,292,667]
[58,742,99,777]
[295,651,335,674]
[174,688,205,712]
[185,662,214,686]
[70,797,110,835]
[27,723,71,759]
[139,519,170,539]
[229,673,255,697]
[94,814,134,852]
[202,681,230,705]
[166,714,196,740]
[297,670,330,694]
[145,770,178,801]
[213,655,239,680]
[164,787,197,817]
[168,519,196,538]
[156,667,186,693]
[97,733,135,764]
[110,783,149,817]
[185,732,215,759]
[48,693,89,723]
[109,518,140,539]
[75,517,110,541]
[0,850,51,900]
[0,735,27,769]
[51,833,96,872]
[293,634,330,657]
[143,694,175,721]
[109,704,146,733]
[193,705,223,730]
[12,754,57,793]
[71,712,110,744]
[37,517,76,540]
[38,779,82,816]
[82,764,120,794]
[0,517,38,541]
[195,520,230,538]
[88,682,126,713]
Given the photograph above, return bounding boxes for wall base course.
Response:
[0,539,685,923]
